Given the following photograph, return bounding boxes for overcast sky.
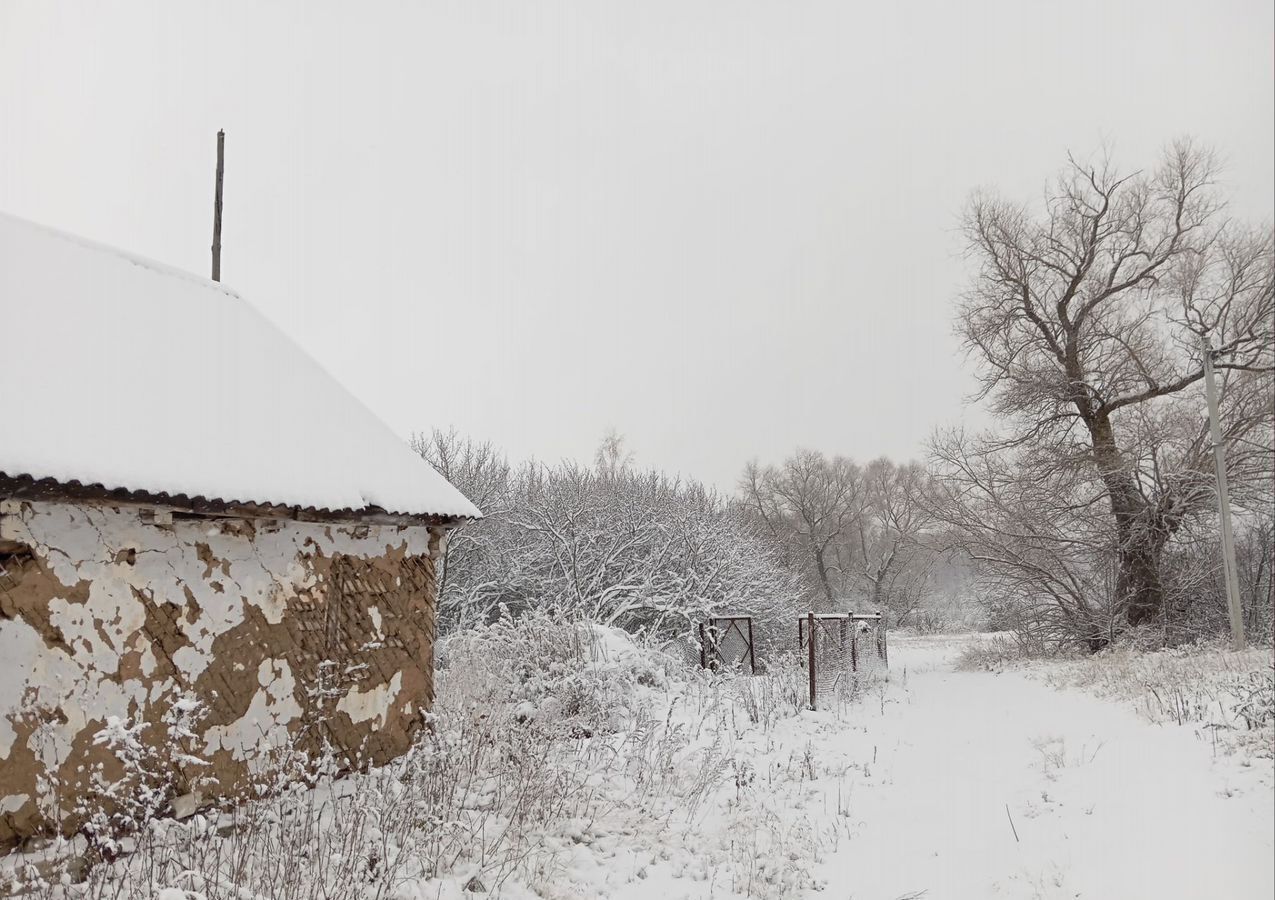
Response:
[2,0,1271,489]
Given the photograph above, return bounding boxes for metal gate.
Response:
[798,612,888,709]
[698,615,756,674]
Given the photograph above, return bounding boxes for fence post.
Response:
[850,627,859,673]
[698,622,707,670]
[839,616,848,650]
[747,617,756,674]
[807,612,817,710]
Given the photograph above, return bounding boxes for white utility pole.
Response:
[1200,333,1246,651]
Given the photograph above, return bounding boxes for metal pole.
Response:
[746,617,756,675]
[699,622,707,669]
[1201,334,1247,651]
[211,129,225,281]
[807,612,817,710]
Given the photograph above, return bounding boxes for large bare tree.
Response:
[957,140,1274,628]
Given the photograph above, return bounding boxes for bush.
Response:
[438,607,679,737]
[954,634,1057,671]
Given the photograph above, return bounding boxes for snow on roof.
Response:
[0,211,480,522]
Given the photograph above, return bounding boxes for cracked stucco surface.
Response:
[0,499,441,846]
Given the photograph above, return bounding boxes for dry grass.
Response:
[1044,642,1275,759]
[953,633,1057,672]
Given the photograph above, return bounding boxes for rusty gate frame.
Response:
[698,615,757,674]
[798,612,888,709]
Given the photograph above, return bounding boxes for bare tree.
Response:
[957,140,1274,628]
[594,428,634,480]
[929,429,1120,650]
[740,450,865,605]
[857,458,934,613]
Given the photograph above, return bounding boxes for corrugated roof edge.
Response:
[0,473,473,529]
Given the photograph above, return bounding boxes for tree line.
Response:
[417,140,1273,653]
[416,427,976,647]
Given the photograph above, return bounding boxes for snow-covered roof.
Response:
[0,212,480,523]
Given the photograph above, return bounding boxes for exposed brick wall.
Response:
[0,499,444,848]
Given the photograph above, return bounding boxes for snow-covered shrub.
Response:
[438,607,681,737]
[414,429,805,648]
[1227,665,1275,731]
[954,633,1054,671]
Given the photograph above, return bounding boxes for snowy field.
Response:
[4,626,1272,900]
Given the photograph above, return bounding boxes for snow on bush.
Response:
[438,608,677,737]
[413,430,805,648]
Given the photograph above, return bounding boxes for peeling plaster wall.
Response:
[0,499,443,847]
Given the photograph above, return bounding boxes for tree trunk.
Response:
[1115,530,1165,627]
[813,545,835,607]
[1087,414,1167,627]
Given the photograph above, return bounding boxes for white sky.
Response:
[2,0,1271,489]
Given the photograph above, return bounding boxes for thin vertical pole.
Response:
[1201,334,1247,651]
[211,129,225,282]
[850,628,859,673]
[807,612,817,710]
[746,617,756,675]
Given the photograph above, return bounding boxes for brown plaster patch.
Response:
[0,552,88,652]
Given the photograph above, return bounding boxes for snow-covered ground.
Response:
[815,634,1274,899]
[5,630,1272,899]
[601,632,1275,900]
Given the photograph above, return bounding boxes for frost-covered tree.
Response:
[414,430,803,645]
[944,140,1274,640]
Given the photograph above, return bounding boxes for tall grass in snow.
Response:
[1044,642,1274,756]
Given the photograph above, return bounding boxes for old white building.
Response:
[0,211,479,846]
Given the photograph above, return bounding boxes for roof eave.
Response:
[0,474,473,530]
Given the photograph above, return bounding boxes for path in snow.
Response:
[816,636,1275,900]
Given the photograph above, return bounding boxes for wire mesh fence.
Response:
[797,612,888,709]
[698,616,756,673]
